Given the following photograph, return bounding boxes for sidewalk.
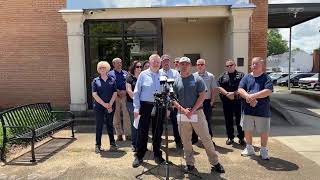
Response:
[0,127,320,180]
[270,87,320,167]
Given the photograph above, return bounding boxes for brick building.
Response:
[0,0,267,111]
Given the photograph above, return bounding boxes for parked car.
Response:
[314,82,320,91]
[298,73,319,89]
[277,73,315,87]
[270,73,288,84]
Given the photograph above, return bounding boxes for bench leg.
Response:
[71,122,75,138]
[30,136,36,162]
[1,143,5,162]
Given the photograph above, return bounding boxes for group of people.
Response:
[91,54,273,174]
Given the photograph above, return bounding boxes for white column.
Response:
[60,10,87,111]
[230,8,254,73]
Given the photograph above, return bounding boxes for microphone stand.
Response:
[135,93,201,179]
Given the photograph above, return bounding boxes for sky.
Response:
[270,0,320,54]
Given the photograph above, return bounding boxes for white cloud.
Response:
[278,17,320,54]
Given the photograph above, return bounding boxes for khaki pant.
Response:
[113,96,131,136]
[178,109,219,166]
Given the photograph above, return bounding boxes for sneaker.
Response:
[211,163,225,173]
[132,157,143,168]
[110,142,119,151]
[95,146,101,153]
[260,147,270,160]
[117,135,123,141]
[241,145,255,156]
[226,138,234,145]
[154,156,165,164]
[238,139,246,145]
[185,165,195,171]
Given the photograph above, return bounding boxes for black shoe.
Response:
[95,146,101,153]
[226,138,234,145]
[125,136,131,141]
[185,165,195,171]
[110,142,118,151]
[239,139,246,145]
[117,135,123,141]
[154,156,165,164]
[176,142,183,149]
[132,157,143,168]
[212,163,225,173]
[192,139,198,145]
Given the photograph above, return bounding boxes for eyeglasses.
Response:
[174,61,179,64]
[226,64,234,67]
[136,66,142,68]
[197,64,205,66]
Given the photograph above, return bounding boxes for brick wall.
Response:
[312,49,320,73]
[0,0,69,109]
[249,0,268,70]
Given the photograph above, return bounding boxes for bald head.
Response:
[251,57,264,75]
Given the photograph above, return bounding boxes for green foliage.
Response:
[267,29,289,56]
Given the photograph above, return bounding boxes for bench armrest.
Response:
[51,111,75,119]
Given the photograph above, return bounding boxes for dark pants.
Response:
[135,101,164,159]
[192,99,213,143]
[169,108,182,144]
[222,98,244,139]
[95,108,116,147]
[126,101,137,148]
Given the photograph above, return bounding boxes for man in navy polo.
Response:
[108,58,130,141]
[92,61,118,153]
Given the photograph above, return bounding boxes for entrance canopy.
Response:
[269,3,320,28]
[66,0,255,10]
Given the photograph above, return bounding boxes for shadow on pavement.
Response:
[99,149,126,158]
[6,137,75,166]
[251,155,299,171]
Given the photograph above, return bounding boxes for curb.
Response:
[270,100,296,126]
[291,90,320,101]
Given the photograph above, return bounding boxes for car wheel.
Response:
[289,83,293,88]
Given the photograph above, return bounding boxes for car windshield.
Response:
[272,73,286,79]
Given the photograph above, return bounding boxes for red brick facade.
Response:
[312,49,320,73]
[0,1,267,110]
[0,0,69,109]
[249,0,268,70]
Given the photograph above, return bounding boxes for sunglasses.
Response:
[226,64,234,67]
[197,64,205,66]
[174,61,179,64]
[136,66,142,68]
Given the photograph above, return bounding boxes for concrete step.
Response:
[74,115,226,126]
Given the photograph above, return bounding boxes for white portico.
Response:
[60,0,254,111]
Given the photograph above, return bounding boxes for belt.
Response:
[141,101,154,105]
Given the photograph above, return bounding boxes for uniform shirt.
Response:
[217,70,244,99]
[160,68,180,80]
[108,69,128,90]
[126,75,137,102]
[173,73,206,109]
[194,71,217,100]
[133,69,165,112]
[91,76,117,110]
[239,73,273,117]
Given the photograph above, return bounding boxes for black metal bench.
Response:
[0,103,75,162]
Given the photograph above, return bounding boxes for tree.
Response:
[267,29,289,56]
